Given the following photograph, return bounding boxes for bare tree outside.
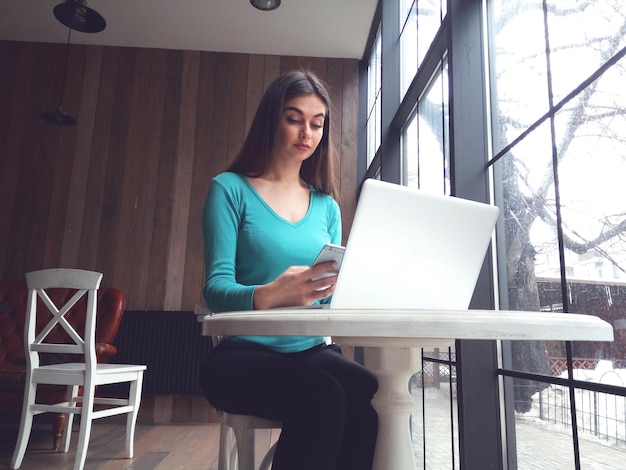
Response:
[489,0,626,411]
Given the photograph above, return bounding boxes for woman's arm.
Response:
[202,178,256,312]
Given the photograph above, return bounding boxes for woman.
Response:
[200,70,378,470]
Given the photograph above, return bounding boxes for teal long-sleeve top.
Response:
[202,172,342,353]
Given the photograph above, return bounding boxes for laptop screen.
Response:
[330,179,499,310]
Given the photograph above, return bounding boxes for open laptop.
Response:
[327,179,500,310]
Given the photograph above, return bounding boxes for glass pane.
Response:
[403,64,449,193]
[489,1,549,155]
[400,0,414,25]
[553,61,626,384]
[553,66,626,285]
[517,380,626,467]
[493,125,563,410]
[417,0,444,67]
[417,71,448,194]
[405,112,418,186]
[490,0,626,463]
[400,0,446,99]
[514,378,577,469]
[495,123,558,306]
[576,391,626,465]
[546,1,626,105]
[367,28,382,165]
[400,0,417,98]
[411,349,459,469]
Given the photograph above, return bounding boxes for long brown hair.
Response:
[227,70,338,197]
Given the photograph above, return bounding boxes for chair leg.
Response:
[259,441,277,470]
[234,427,256,470]
[62,385,80,453]
[125,373,144,459]
[52,413,66,451]
[10,382,37,469]
[73,384,96,470]
[218,421,236,470]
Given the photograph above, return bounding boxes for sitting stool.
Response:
[196,303,281,470]
[218,411,281,470]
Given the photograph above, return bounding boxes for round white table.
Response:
[197,308,614,470]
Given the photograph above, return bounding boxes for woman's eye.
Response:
[287,117,300,124]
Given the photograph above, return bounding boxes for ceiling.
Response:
[0,0,379,59]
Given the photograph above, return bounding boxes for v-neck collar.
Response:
[240,174,313,227]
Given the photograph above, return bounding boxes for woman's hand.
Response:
[252,261,339,310]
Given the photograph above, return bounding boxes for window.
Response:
[403,62,450,193]
[400,0,447,98]
[362,0,626,467]
[366,27,382,166]
[487,0,626,466]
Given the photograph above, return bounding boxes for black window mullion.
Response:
[448,0,503,468]
[379,0,402,184]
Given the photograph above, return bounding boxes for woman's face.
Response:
[273,94,326,165]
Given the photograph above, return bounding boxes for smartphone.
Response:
[312,244,345,280]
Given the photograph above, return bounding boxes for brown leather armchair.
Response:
[0,280,125,449]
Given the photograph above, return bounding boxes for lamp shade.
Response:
[250,0,281,11]
[53,0,106,33]
[42,106,77,126]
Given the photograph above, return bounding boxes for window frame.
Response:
[360,0,504,468]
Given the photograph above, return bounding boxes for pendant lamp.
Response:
[54,0,106,33]
[250,0,281,11]
[42,1,106,125]
[42,27,77,125]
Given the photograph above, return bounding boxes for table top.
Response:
[197,308,614,348]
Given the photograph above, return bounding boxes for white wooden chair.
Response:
[196,302,281,470]
[10,268,147,470]
[217,411,280,470]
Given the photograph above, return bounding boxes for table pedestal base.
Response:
[365,347,420,470]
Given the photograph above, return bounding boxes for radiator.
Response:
[103,310,213,395]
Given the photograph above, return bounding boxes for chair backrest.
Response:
[24,269,103,371]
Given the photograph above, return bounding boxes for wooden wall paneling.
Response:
[245,55,266,134]
[60,45,103,268]
[339,60,359,239]
[226,54,248,166]
[17,41,53,279]
[209,54,233,177]
[146,49,184,310]
[112,48,154,305]
[171,396,193,423]
[0,43,361,310]
[325,59,347,238]
[177,53,248,308]
[128,48,168,308]
[279,56,299,74]
[307,57,329,82]
[0,42,33,279]
[18,43,67,277]
[262,54,280,91]
[192,52,233,307]
[8,43,47,278]
[0,42,18,163]
[98,48,135,290]
[190,395,214,423]
[78,46,118,271]
[181,51,218,310]
[163,50,200,311]
[41,44,84,269]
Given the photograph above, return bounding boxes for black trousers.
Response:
[200,339,379,470]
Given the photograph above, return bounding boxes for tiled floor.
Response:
[2,387,625,469]
[410,383,626,469]
[0,420,280,470]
